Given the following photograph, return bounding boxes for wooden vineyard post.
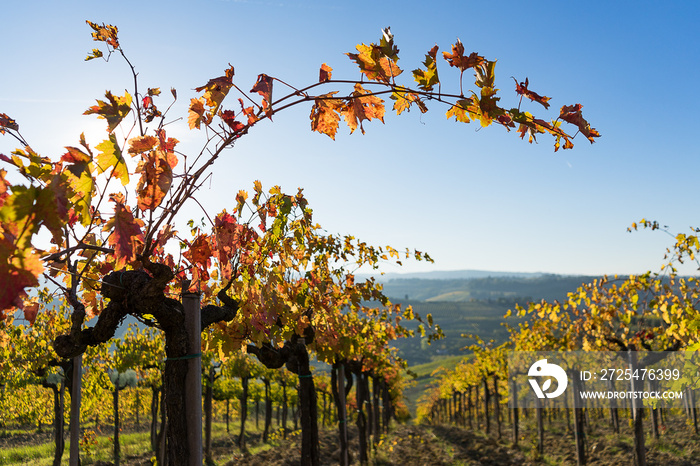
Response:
[337,363,349,466]
[69,355,82,466]
[183,288,202,466]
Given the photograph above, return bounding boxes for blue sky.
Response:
[2,1,699,277]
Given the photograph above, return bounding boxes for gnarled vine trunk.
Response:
[247,335,320,466]
[204,366,215,463]
[238,375,249,450]
[262,378,272,442]
[52,265,239,466]
[149,385,161,453]
[42,379,65,466]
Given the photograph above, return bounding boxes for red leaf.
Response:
[513,77,551,109]
[183,234,213,283]
[156,128,179,154]
[103,194,145,269]
[61,146,92,164]
[220,110,246,134]
[67,208,79,227]
[22,302,39,325]
[559,104,600,143]
[185,234,213,267]
[213,212,246,280]
[251,74,273,117]
[153,224,177,256]
[0,113,19,134]
[238,99,258,125]
[0,242,43,315]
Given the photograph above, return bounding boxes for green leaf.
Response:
[84,90,132,133]
[412,45,440,91]
[85,48,104,61]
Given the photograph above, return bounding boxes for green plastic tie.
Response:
[165,352,202,362]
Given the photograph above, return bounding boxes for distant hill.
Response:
[377,272,602,366]
[376,272,598,303]
[361,269,544,282]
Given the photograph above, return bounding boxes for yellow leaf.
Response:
[95,135,129,186]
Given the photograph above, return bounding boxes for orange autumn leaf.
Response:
[391,89,426,115]
[188,97,207,130]
[61,147,90,164]
[445,99,472,123]
[128,135,159,155]
[238,98,258,125]
[155,128,178,154]
[135,147,177,211]
[235,190,248,214]
[442,39,484,72]
[183,234,213,284]
[184,234,213,268]
[0,169,9,202]
[310,92,344,140]
[346,43,402,84]
[319,63,332,83]
[342,84,385,135]
[86,20,119,48]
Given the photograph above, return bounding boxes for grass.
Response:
[0,431,153,466]
[403,355,467,417]
[0,419,274,466]
[0,442,56,466]
[409,355,466,378]
[652,438,685,457]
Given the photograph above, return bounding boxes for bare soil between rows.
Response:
[3,418,700,465]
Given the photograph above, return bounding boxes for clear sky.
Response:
[2,1,699,277]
